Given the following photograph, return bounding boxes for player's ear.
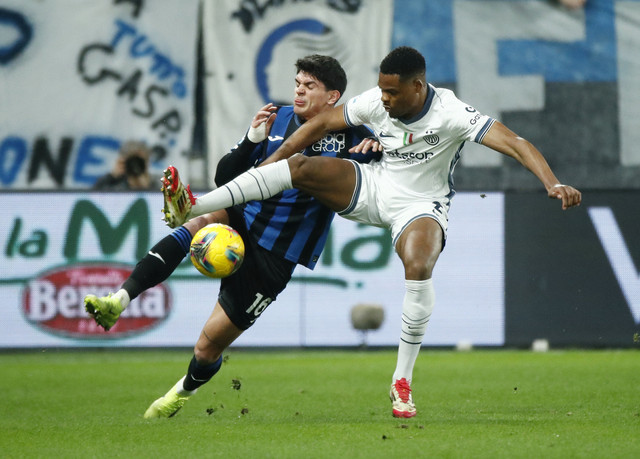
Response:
[413,78,424,93]
[328,89,341,105]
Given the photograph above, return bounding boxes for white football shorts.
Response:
[338,160,450,248]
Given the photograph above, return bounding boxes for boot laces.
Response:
[394,378,412,402]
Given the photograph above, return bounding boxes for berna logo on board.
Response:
[22,264,171,339]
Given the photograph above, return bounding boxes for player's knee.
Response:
[185,212,228,235]
[287,154,313,186]
[184,216,210,235]
[402,258,432,280]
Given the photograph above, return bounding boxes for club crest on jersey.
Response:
[423,133,439,146]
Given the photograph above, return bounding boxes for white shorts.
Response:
[338,160,450,247]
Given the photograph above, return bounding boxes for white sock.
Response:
[113,289,130,309]
[176,375,197,396]
[392,279,435,383]
[191,160,293,218]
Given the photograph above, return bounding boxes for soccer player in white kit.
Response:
[162,46,582,418]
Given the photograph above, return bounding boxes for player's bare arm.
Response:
[481,121,582,210]
[260,104,349,166]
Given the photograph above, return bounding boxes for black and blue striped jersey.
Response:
[215,105,379,269]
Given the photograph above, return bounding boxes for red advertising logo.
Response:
[22,264,171,338]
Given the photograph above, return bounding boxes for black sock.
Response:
[183,355,223,391]
[122,226,191,300]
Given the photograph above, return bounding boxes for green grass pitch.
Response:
[1,349,638,458]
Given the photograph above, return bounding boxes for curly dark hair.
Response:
[379,46,426,81]
[295,54,347,98]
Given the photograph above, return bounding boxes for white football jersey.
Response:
[343,85,495,200]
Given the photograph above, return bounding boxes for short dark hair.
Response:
[295,54,347,98]
[379,46,426,82]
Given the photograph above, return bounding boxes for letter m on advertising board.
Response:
[63,199,149,261]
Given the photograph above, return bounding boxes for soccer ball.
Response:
[190,224,245,278]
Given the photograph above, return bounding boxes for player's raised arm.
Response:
[481,121,582,210]
[260,104,349,166]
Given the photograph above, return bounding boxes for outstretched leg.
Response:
[172,156,358,228]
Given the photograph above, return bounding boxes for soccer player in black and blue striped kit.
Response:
[84,54,381,418]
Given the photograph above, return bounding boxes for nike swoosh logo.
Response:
[149,251,166,264]
[379,132,394,138]
[190,375,209,382]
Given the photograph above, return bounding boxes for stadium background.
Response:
[1,0,638,349]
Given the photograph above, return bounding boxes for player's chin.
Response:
[293,107,307,118]
[293,101,307,111]
[386,108,401,118]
